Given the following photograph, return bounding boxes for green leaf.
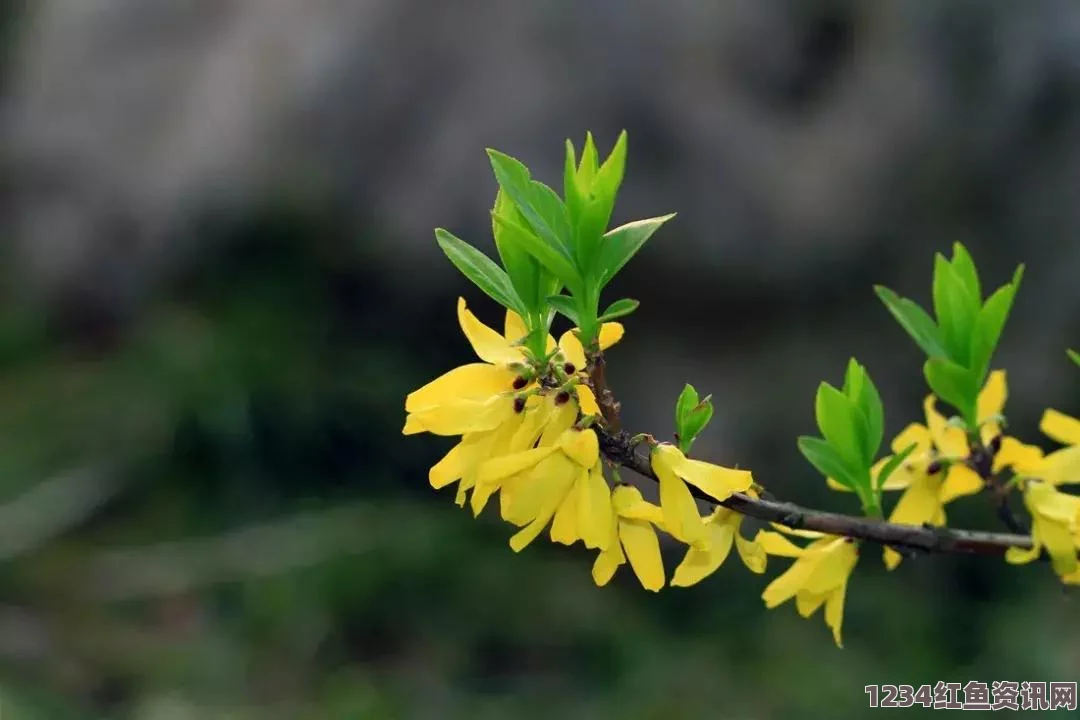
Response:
[845,359,883,464]
[492,211,583,295]
[874,286,948,359]
[969,264,1023,383]
[675,384,699,427]
[546,294,580,326]
[486,149,574,257]
[595,214,676,289]
[492,189,541,312]
[797,436,861,491]
[597,298,639,322]
[1069,349,1080,367]
[949,243,982,303]
[678,399,714,454]
[932,254,979,364]
[815,382,863,469]
[563,140,584,222]
[923,357,978,425]
[578,132,600,189]
[874,442,918,491]
[434,228,524,315]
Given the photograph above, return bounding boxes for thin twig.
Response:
[587,352,1049,558]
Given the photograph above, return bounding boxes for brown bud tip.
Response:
[926,460,943,475]
[988,435,1003,455]
[513,397,527,413]
[554,390,571,406]
[563,362,576,374]
[512,376,528,390]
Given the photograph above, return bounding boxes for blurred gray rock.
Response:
[2,0,1079,452]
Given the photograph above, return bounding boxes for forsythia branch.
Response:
[588,351,1050,558]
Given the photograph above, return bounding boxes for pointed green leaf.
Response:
[435,228,525,315]
[487,149,574,256]
[874,286,948,359]
[875,442,918,491]
[798,436,860,491]
[679,400,714,454]
[492,189,541,312]
[949,242,982,303]
[846,360,884,464]
[675,384,699,427]
[546,294,580,326]
[578,132,599,188]
[563,139,583,222]
[595,214,676,289]
[492,212,583,295]
[597,298,639,323]
[815,382,863,469]
[969,264,1023,383]
[932,254,979,364]
[1069,349,1080,367]
[923,357,978,426]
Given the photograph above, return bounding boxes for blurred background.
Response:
[0,0,1078,717]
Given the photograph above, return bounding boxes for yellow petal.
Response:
[557,330,587,370]
[875,454,922,492]
[1036,447,1080,486]
[735,532,767,573]
[406,395,514,436]
[891,423,933,456]
[824,581,849,648]
[993,437,1044,475]
[575,384,601,417]
[802,539,857,595]
[767,523,826,540]
[755,530,807,558]
[504,309,529,345]
[654,444,752,501]
[671,522,735,587]
[762,555,817,608]
[402,414,426,435]
[1004,544,1041,565]
[559,428,600,467]
[549,470,584,545]
[500,454,572,526]
[655,460,708,547]
[976,370,1007,425]
[591,533,625,587]
[430,441,467,490]
[939,464,984,504]
[538,400,578,446]
[1039,516,1079,578]
[597,322,625,350]
[619,519,665,591]
[924,395,967,459]
[507,396,555,452]
[1041,409,1080,447]
[883,547,902,571]
[577,464,613,550]
[888,475,946,529]
[457,297,524,365]
[406,363,517,412]
[508,467,576,552]
[796,590,828,618]
[478,446,557,486]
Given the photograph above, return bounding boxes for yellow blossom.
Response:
[1008,409,1080,487]
[670,492,767,587]
[756,529,859,648]
[1005,479,1080,581]
[592,485,668,592]
[476,419,602,552]
[650,444,753,549]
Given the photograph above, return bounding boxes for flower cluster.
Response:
[405,132,1080,649]
[405,299,764,593]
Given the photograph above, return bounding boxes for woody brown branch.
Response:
[586,350,1048,558]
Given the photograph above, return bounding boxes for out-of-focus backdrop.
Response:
[0,1,1078,717]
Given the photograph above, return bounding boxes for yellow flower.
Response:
[650,444,753,549]
[670,494,767,587]
[592,485,668,592]
[476,420,602,552]
[1008,409,1080,487]
[756,529,859,648]
[1005,479,1080,581]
